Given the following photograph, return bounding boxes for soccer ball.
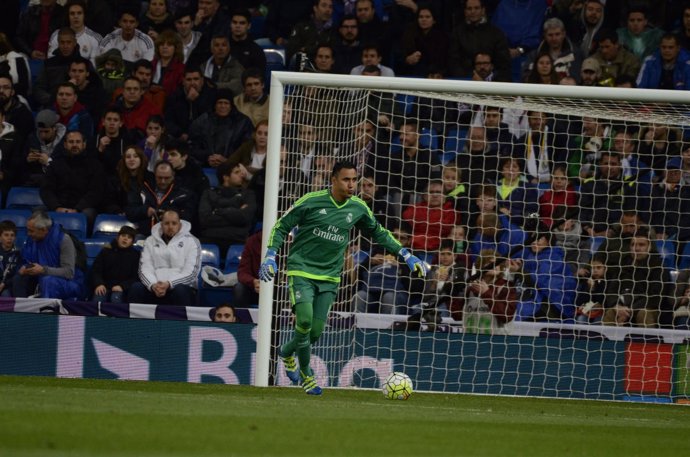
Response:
[382,372,413,400]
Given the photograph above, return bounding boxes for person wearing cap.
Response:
[636,33,690,90]
[19,109,67,187]
[188,88,253,167]
[579,56,601,86]
[200,34,245,97]
[89,225,141,303]
[590,28,641,86]
[99,8,155,68]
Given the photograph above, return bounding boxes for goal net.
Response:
[257,72,690,402]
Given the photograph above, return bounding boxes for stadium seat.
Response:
[203,168,219,188]
[394,93,417,116]
[264,48,286,86]
[200,243,221,268]
[6,187,43,210]
[590,236,607,255]
[655,239,677,270]
[0,209,31,238]
[83,238,110,268]
[678,243,690,270]
[92,214,135,239]
[49,212,87,239]
[419,127,440,153]
[225,244,244,273]
[444,127,468,155]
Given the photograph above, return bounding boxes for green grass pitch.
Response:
[1,375,688,457]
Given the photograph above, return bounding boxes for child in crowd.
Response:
[575,253,617,324]
[89,226,141,303]
[422,239,466,318]
[0,221,20,297]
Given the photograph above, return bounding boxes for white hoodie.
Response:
[139,219,202,290]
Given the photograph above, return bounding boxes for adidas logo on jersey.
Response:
[319,209,327,215]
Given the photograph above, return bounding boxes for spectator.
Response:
[570,115,612,179]
[470,52,496,82]
[188,89,253,168]
[637,33,690,90]
[579,151,637,236]
[672,269,690,330]
[565,0,605,57]
[187,0,231,67]
[616,6,663,61]
[228,120,268,181]
[421,239,466,318]
[511,229,578,322]
[165,139,209,206]
[15,0,65,60]
[524,51,561,85]
[53,81,94,140]
[111,60,167,109]
[20,110,66,187]
[590,28,641,86]
[200,34,245,97]
[522,17,583,82]
[99,9,156,68]
[495,157,539,226]
[233,68,269,126]
[125,160,195,236]
[648,158,690,242]
[539,165,577,229]
[286,0,337,65]
[678,3,690,52]
[13,210,86,300]
[311,43,336,73]
[151,30,186,97]
[637,122,681,177]
[442,163,470,215]
[89,225,141,303]
[139,0,175,41]
[0,106,19,196]
[0,220,20,297]
[40,130,104,229]
[33,27,83,108]
[92,106,131,177]
[198,158,255,252]
[448,0,511,81]
[94,48,126,101]
[333,15,362,74]
[550,205,585,266]
[396,6,449,78]
[174,8,202,64]
[67,58,106,124]
[358,171,394,233]
[229,9,267,73]
[0,76,34,145]
[47,0,102,65]
[468,211,527,264]
[213,303,238,322]
[139,115,171,172]
[112,146,152,214]
[234,229,261,308]
[602,227,666,327]
[575,252,616,324]
[402,179,459,251]
[613,129,647,182]
[164,67,217,141]
[579,56,602,86]
[350,44,394,76]
[113,77,163,139]
[128,209,201,306]
[354,0,391,62]
[0,33,31,99]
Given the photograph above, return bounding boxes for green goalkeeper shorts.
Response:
[287,275,338,308]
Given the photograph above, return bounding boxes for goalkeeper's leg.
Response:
[279,278,316,384]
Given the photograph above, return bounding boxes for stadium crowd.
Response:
[1,0,690,330]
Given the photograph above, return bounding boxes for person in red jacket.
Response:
[402,179,459,252]
[234,230,261,307]
[539,164,577,229]
[151,30,185,97]
[113,76,162,139]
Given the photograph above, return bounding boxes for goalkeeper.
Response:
[260,161,428,395]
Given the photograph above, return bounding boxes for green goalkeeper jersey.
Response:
[267,189,403,283]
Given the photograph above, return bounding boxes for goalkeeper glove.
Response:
[259,249,278,282]
[399,248,428,277]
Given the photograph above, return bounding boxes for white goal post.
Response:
[255,71,690,400]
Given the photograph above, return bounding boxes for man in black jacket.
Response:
[39,130,104,230]
[164,67,217,141]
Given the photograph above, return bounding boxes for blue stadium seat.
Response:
[203,168,219,188]
[590,236,607,255]
[225,244,245,273]
[83,238,110,268]
[419,127,440,153]
[200,243,221,267]
[6,187,43,210]
[444,127,468,155]
[0,209,31,238]
[394,93,417,116]
[92,214,135,239]
[49,212,87,239]
[264,48,286,86]
[655,239,677,270]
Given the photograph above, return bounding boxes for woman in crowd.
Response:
[228,120,268,182]
[397,6,449,77]
[151,30,185,97]
[525,52,561,85]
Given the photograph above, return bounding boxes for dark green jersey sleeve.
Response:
[267,194,308,253]
[351,197,403,255]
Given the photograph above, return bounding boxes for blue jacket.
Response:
[496,178,539,226]
[636,48,690,90]
[468,215,527,262]
[515,245,577,321]
[492,0,547,50]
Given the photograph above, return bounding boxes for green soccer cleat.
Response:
[281,355,300,383]
[300,371,322,395]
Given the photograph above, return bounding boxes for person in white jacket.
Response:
[128,209,201,306]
